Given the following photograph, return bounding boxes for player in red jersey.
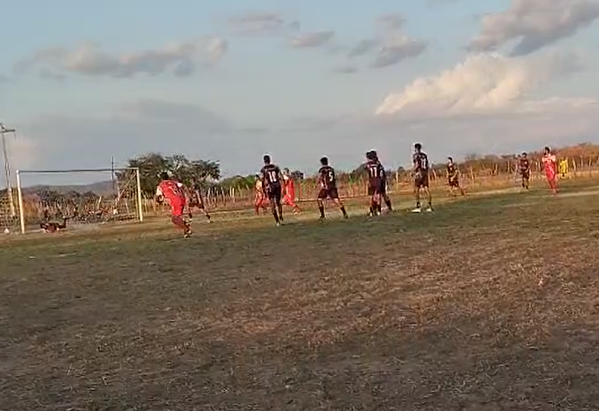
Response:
[282,169,301,213]
[254,176,269,215]
[541,146,558,194]
[317,156,348,220]
[518,152,530,190]
[260,155,284,226]
[155,172,192,237]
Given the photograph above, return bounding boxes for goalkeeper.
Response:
[155,172,192,237]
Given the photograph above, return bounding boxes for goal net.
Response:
[12,168,143,234]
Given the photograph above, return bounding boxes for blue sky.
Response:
[1,0,599,184]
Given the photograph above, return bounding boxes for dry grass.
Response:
[1,179,599,410]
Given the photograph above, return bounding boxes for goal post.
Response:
[14,167,144,234]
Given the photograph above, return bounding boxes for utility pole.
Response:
[0,123,16,217]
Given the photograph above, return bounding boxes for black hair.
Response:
[159,171,169,180]
[320,156,329,165]
[448,156,453,162]
[263,154,271,164]
[414,143,422,150]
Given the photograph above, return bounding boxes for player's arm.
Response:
[260,168,268,191]
[154,186,164,204]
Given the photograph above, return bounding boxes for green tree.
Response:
[122,153,221,195]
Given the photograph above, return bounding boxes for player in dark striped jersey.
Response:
[260,155,284,226]
[369,150,393,214]
[412,143,433,213]
[364,150,387,216]
[317,157,348,220]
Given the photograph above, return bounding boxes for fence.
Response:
[2,156,598,229]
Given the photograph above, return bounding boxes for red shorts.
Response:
[282,194,296,207]
[169,197,186,217]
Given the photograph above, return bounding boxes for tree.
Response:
[122,153,221,196]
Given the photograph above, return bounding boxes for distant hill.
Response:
[24,180,115,196]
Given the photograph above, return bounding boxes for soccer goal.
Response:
[14,167,144,234]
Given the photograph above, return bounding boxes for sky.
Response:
[1,0,599,184]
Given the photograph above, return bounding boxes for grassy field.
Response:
[1,180,599,410]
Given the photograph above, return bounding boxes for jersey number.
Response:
[268,171,277,182]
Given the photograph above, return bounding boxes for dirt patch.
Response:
[1,180,599,410]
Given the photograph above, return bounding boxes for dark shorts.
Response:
[318,187,339,199]
[368,178,385,196]
[414,172,429,188]
[448,176,460,187]
[266,184,282,202]
[521,170,530,179]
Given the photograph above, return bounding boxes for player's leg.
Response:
[330,188,348,218]
[423,177,433,211]
[284,193,301,213]
[196,192,211,221]
[379,184,392,212]
[255,192,265,215]
[266,189,280,224]
[317,189,327,219]
[367,186,377,216]
[171,201,191,236]
[413,178,422,212]
[275,187,284,221]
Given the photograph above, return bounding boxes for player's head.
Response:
[320,156,329,166]
[543,146,550,154]
[365,150,375,160]
[159,171,169,180]
[263,154,271,165]
[447,156,453,163]
[414,143,422,152]
[283,168,290,175]
[522,152,527,158]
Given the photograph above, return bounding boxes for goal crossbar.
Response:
[15,167,144,233]
[17,167,139,174]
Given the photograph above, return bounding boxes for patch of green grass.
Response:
[1,179,599,410]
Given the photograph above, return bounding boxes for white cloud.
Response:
[375,52,580,115]
[290,31,335,48]
[14,37,228,78]
[469,0,599,55]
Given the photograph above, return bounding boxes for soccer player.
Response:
[412,143,433,213]
[187,184,211,222]
[446,157,465,196]
[40,217,68,233]
[559,158,568,178]
[260,155,284,226]
[370,150,393,213]
[365,150,384,216]
[317,157,348,220]
[541,146,558,194]
[282,169,301,214]
[254,176,269,215]
[155,172,192,237]
[518,152,530,190]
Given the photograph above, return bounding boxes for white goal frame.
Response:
[15,167,144,234]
